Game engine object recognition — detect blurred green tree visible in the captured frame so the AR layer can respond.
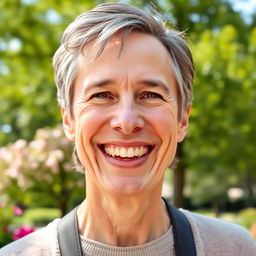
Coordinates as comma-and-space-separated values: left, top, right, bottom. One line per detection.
185, 25, 256, 214
0, 0, 95, 145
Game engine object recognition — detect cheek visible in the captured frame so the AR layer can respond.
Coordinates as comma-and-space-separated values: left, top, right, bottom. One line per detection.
145, 105, 178, 139
74, 107, 108, 167
149, 105, 178, 164
75, 106, 106, 137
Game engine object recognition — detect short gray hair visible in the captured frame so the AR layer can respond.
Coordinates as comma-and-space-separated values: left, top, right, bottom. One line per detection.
52, 2, 194, 172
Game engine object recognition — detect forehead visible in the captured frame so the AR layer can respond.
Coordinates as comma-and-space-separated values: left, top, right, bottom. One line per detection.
80, 32, 171, 66
75, 32, 176, 93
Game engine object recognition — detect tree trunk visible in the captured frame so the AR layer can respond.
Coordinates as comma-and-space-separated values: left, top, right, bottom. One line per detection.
212, 197, 221, 218
173, 144, 185, 208
245, 167, 254, 207
60, 198, 68, 217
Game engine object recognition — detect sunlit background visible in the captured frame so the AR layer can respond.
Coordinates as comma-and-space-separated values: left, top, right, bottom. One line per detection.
0, 0, 256, 246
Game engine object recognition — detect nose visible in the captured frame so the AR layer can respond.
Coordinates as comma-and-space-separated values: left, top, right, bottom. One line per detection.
110, 95, 144, 134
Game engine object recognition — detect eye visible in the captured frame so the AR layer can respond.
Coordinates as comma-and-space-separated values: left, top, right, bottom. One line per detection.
139, 91, 163, 100
91, 91, 114, 100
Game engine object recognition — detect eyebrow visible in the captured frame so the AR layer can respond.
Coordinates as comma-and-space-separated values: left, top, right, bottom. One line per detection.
139, 79, 171, 94
82, 79, 171, 95
82, 79, 113, 95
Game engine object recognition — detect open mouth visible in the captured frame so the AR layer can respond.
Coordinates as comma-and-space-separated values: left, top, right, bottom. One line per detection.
98, 144, 154, 161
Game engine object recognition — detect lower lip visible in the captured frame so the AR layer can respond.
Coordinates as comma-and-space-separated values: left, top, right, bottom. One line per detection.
101, 150, 152, 168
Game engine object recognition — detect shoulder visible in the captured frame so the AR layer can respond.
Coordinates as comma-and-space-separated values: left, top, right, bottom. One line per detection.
0, 218, 60, 256
182, 209, 256, 256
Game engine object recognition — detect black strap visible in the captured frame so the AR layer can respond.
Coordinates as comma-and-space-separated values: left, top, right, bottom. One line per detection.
57, 199, 196, 256
162, 198, 197, 256
57, 206, 83, 256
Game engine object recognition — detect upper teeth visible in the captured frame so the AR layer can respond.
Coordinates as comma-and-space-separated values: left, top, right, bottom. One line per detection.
104, 146, 149, 158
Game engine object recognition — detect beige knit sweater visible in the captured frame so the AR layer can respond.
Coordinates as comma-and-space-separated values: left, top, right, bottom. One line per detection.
1, 210, 255, 256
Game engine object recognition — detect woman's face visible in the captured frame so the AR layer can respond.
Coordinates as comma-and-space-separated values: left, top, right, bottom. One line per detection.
62, 32, 189, 196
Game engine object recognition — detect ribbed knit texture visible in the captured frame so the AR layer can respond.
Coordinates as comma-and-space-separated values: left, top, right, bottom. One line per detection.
80, 226, 174, 256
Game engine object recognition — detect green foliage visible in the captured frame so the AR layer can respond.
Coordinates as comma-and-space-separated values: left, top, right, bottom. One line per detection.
237, 208, 256, 230
185, 24, 256, 207
0, 203, 13, 247
13, 208, 61, 226
0, 0, 96, 145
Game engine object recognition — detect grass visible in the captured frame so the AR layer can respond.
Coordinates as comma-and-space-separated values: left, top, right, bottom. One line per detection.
193, 210, 215, 217
12, 208, 61, 227
194, 210, 240, 222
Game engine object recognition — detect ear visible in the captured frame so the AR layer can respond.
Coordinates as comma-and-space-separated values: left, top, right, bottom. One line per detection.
177, 105, 191, 143
60, 106, 75, 142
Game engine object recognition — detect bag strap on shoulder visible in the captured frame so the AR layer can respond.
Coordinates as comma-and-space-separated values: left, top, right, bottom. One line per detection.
57, 207, 83, 256
57, 199, 197, 256
162, 197, 197, 256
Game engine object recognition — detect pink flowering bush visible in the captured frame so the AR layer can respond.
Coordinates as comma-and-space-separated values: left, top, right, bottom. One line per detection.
0, 126, 85, 216
12, 226, 36, 241
0, 201, 36, 247
13, 205, 23, 216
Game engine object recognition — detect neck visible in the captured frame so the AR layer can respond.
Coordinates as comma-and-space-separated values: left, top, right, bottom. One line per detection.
77, 189, 170, 246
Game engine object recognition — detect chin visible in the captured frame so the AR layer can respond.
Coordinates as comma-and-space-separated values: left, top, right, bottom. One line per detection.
106, 177, 146, 196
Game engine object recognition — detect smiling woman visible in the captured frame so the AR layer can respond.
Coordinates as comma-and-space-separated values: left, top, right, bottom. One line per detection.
0, 2, 255, 256
62, 31, 185, 197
